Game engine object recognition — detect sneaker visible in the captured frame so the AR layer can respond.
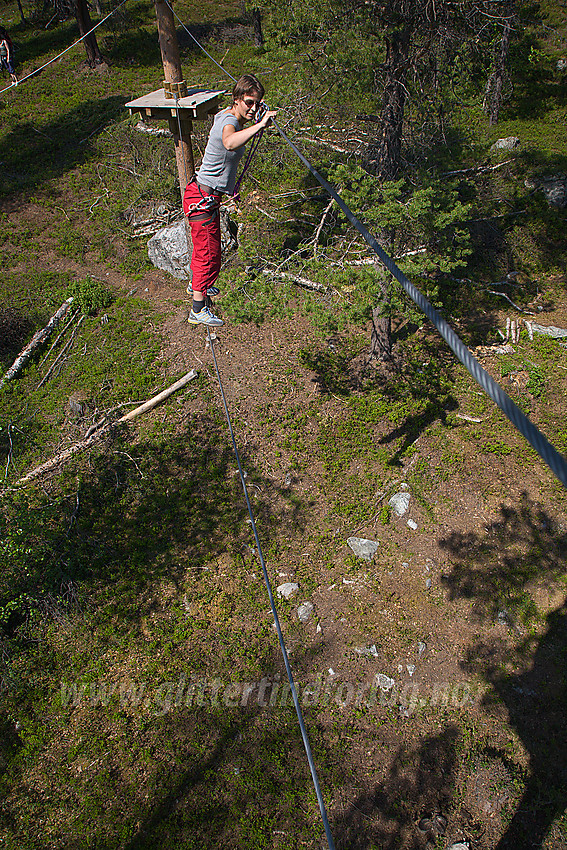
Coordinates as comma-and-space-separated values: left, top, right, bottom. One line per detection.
188, 305, 224, 327
186, 285, 220, 297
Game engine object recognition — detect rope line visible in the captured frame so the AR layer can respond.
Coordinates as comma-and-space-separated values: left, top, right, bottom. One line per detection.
174, 93, 191, 185
164, 0, 237, 83
0, 0, 129, 96
206, 328, 336, 850
270, 120, 567, 490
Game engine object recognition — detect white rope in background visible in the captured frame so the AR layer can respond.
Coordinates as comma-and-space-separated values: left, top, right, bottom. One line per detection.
0, 0, 129, 96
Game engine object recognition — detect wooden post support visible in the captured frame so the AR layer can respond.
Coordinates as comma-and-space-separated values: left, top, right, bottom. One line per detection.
154, 0, 195, 200
168, 114, 195, 190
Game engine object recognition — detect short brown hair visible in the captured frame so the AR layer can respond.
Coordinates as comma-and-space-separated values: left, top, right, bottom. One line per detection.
232, 74, 264, 104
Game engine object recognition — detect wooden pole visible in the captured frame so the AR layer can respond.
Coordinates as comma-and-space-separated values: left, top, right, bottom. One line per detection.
154, 0, 195, 200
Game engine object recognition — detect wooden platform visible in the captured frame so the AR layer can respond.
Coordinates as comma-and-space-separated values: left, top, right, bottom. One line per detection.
125, 87, 225, 121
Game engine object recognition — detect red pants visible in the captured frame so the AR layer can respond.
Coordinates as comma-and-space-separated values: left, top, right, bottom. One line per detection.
183, 182, 222, 295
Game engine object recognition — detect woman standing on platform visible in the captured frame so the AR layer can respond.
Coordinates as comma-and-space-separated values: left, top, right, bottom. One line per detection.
183, 74, 276, 327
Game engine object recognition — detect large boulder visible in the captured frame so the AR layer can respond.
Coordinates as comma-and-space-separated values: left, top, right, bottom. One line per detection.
148, 220, 191, 280
525, 174, 567, 209
490, 136, 520, 152
147, 210, 237, 280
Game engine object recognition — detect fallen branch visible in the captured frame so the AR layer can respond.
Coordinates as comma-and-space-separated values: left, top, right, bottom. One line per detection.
39, 307, 81, 367
37, 315, 85, 389
262, 269, 328, 292
0, 297, 74, 391
313, 198, 335, 254
442, 159, 513, 177
486, 289, 534, 313
5, 370, 198, 488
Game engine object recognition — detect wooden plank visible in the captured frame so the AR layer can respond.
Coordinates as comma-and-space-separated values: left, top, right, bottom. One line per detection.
126, 87, 224, 121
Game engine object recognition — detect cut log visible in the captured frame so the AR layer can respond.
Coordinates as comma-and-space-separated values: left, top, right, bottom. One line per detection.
0, 298, 74, 391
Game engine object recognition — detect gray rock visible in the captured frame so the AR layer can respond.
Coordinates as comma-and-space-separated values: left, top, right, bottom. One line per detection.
524, 174, 567, 209
375, 673, 395, 691
389, 492, 411, 516
447, 844, 469, 850
418, 642, 426, 657
148, 221, 191, 280
491, 136, 520, 152
277, 582, 299, 600
347, 537, 379, 561
425, 578, 432, 590
297, 601, 314, 623
355, 645, 379, 658
407, 519, 418, 530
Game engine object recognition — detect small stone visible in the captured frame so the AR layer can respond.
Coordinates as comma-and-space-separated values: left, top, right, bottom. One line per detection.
490, 136, 520, 152
297, 601, 313, 623
497, 609, 510, 625
389, 492, 411, 516
375, 673, 395, 691
354, 644, 379, 658
447, 844, 469, 850
316, 622, 322, 633
328, 668, 335, 676
284, 472, 292, 486
407, 519, 418, 530
277, 582, 299, 600
418, 642, 426, 657
425, 578, 432, 589
347, 537, 379, 561
407, 664, 415, 676
68, 395, 85, 416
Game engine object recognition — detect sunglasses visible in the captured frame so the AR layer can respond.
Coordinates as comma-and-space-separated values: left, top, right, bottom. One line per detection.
243, 97, 262, 110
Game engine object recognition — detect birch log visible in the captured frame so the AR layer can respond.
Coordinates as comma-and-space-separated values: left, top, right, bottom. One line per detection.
7, 369, 198, 488
0, 297, 74, 391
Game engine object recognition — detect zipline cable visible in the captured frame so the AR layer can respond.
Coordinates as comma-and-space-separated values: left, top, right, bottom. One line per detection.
0, 0, 129, 96
165, 0, 237, 84
206, 327, 337, 850
270, 119, 567, 490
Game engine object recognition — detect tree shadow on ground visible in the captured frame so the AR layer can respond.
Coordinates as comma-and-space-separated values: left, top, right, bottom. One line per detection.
0, 95, 125, 196
333, 725, 461, 849
440, 492, 567, 848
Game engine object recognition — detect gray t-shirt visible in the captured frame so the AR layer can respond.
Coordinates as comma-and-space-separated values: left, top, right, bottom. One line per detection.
196, 110, 245, 195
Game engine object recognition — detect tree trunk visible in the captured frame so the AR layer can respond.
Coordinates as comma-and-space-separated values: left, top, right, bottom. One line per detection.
369, 271, 392, 361
74, 0, 104, 66
484, 17, 512, 126
16, 0, 26, 24
370, 308, 392, 361
375, 25, 411, 180
251, 8, 264, 46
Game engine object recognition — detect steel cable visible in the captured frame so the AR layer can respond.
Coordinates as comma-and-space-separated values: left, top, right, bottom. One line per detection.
206, 328, 336, 850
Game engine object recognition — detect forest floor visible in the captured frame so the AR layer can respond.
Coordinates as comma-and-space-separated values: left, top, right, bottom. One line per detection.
2, 187, 567, 849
